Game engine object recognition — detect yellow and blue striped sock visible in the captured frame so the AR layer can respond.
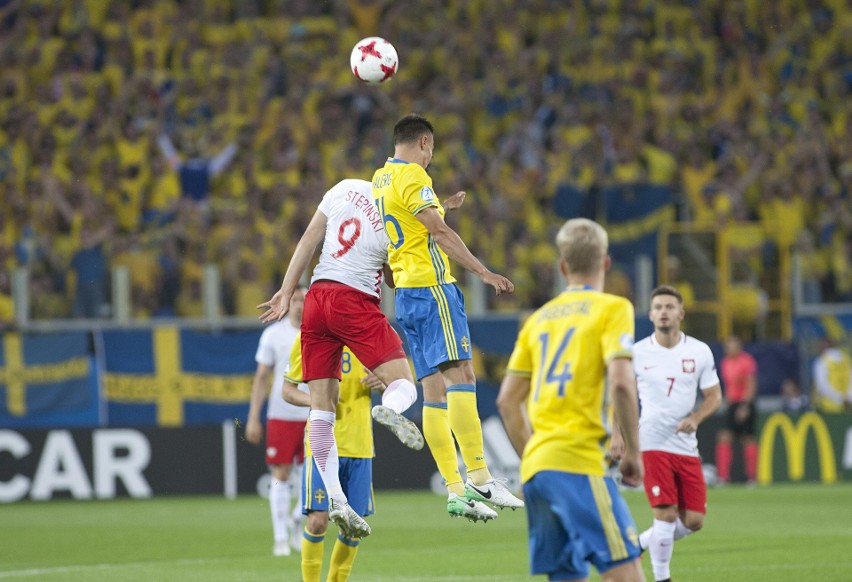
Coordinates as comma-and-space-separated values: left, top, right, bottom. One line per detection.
326, 534, 360, 582
301, 528, 325, 582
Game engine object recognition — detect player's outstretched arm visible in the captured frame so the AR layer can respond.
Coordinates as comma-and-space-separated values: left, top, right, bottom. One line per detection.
382, 264, 396, 289
361, 371, 385, 391
246, 363, 272, 445
415, 207, 514, 295
257, 209, 327, 323
676, 384, 722, 433
282, 381, 311, 407
443, 190, 466, 211
497, 374, 532, 457
608, 357, 643, 487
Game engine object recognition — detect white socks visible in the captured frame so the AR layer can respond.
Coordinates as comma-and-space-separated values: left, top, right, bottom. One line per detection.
289, 463, 304, 523
640, 517, 694, 549
308, 410, 345, 503
674, 517, 694, 541
649, 519, 676, 581
269, 478, 291, 543
382, 379, 418, 414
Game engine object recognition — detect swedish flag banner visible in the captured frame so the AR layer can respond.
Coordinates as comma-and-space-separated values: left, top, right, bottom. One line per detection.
604, 184, 674, 260
102, 327, 262, 427
0, 332, 95, 428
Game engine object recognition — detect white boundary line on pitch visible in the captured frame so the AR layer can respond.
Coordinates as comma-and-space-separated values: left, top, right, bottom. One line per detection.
0, 557, 234, 578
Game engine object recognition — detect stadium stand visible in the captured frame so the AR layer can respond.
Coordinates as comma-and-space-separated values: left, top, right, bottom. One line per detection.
0, 0, 850, 330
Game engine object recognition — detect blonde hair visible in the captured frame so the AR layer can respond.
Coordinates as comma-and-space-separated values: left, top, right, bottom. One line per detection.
555, 218, 608, 275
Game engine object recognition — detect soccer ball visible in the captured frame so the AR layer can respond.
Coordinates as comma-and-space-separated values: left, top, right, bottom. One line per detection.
350, 37, 398, 85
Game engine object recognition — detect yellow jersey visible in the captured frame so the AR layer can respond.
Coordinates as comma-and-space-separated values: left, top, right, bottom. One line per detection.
283, 335, 374, 458
372, 158, 456, 288
506, 287, 635, 482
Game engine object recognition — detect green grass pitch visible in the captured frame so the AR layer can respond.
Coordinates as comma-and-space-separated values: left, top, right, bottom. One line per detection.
2, 483, 852, 581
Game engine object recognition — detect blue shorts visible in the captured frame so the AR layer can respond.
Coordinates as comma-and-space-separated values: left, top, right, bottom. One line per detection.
395, 284, 472, 380
523, 471, 640, 580
302, 456, 374, 517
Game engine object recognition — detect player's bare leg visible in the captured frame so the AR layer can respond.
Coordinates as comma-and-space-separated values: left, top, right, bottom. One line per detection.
679, 509, 704, 534
601, 558, 646, 582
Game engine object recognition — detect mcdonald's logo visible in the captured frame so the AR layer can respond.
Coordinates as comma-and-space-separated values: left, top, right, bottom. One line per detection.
757, 412, 837, 485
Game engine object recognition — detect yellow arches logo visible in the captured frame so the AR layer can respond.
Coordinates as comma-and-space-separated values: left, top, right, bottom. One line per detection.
757, 412, 837, 485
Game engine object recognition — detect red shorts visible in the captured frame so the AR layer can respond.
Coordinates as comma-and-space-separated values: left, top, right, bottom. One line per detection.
265, 419, 307, 465
642, 450, 706, 513
301, 281, 406, 381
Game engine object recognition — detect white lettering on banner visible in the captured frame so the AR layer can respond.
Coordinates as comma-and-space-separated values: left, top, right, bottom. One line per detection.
844, 427, 852, 470
0, 429, 153, 502
0, 430, 32, 502
31, 431, 92, 501
94, 430, 152, 498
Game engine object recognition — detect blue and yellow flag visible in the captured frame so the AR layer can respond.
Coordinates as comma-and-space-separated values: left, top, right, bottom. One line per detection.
605, 184, 674, 259
102, 327, 261, 427
0, 332, 95, 427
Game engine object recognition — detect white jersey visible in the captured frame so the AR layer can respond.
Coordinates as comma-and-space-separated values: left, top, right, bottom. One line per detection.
633, 332, 719, 456
254, 319, 310, 421
311, 179, 389, 299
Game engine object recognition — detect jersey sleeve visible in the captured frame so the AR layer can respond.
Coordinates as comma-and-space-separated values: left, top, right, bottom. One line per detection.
699, 344, 721, 390
602, 298, 635, 362
506, 315, 535, 377
254, 328, 275, 366
282, 332, 304, 384
400, 165, 439, 216
317, 186, 334, 217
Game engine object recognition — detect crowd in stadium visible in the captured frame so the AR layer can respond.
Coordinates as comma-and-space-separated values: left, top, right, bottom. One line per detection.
0, 0, 851, 324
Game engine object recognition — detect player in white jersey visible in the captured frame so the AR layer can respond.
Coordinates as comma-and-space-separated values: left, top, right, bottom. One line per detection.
257, 179, 425, 539
612, 285, 722, 582
246, 287, 311, 556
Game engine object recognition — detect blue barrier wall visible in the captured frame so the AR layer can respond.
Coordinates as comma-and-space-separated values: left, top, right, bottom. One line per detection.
0, 318, 799, 429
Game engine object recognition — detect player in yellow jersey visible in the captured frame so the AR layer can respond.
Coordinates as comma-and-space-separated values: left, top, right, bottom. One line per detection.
282, 334, 378, 582
498, 218, 645, 582
372, 114, 522, 521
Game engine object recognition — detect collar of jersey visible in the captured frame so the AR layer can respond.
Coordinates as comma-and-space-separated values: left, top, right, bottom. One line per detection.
388, 157, 409, 164
564, 285, 595, 292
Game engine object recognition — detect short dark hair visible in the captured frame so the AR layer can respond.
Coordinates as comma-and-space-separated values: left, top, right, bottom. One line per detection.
650, 284, 683, 304
393, 114, 434, 145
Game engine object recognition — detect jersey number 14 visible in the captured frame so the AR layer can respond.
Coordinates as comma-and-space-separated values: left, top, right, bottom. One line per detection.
533, 328, 575, 401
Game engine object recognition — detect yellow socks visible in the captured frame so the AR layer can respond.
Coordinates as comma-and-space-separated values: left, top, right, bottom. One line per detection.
326, 535, 360, 582
301, 528, 325, 582
447, 385, 489, 477
423, 402, 463, 494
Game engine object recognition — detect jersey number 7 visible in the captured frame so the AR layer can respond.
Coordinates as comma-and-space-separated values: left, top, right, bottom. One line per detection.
533, 328, 575, 401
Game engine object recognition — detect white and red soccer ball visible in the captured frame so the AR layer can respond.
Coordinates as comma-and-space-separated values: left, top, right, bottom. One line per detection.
350, 37, 398, 85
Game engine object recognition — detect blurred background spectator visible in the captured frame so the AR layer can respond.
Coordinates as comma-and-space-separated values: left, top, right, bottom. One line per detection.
812, 337, 852, 413
0, 0, 849, 322
780, 378, 810, 414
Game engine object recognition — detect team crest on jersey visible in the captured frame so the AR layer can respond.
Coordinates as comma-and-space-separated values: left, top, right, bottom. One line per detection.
460, 336, 471, 353
682, 359, 696, 373
420, 186, 435, 202
314, 488, 326, 504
